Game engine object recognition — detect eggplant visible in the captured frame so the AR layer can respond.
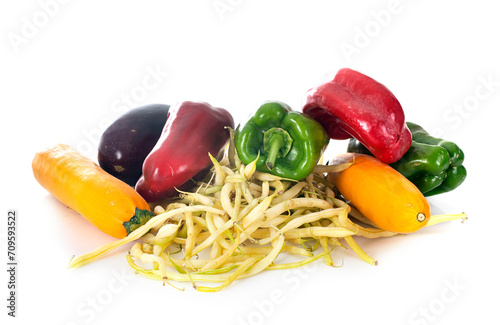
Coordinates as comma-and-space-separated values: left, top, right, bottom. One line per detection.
98, 104, 170, 186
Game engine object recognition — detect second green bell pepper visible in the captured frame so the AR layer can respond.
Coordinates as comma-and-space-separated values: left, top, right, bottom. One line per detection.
347, 121, 466, 196
234, 101, 329, 180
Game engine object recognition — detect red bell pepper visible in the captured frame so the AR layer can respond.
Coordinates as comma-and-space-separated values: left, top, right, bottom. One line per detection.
135, 101, 234, 202
303, 68, 411, 163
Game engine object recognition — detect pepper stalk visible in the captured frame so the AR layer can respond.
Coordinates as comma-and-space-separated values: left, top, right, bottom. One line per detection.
263, 127, 293, 170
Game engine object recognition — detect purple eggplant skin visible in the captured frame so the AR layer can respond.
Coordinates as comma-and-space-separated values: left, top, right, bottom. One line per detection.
98, 104, 170, 186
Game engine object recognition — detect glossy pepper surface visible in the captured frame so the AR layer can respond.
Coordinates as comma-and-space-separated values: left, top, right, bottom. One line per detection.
234, 101, 329, 181
136, 101, 234, 202
347, 121, 466, 196
303, 68, 412, 164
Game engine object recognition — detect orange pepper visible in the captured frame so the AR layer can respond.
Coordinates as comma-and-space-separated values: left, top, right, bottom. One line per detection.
328, 153, 430, 233
32, 144, 153, 238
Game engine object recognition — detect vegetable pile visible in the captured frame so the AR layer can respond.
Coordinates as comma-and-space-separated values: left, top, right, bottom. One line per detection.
66, 146, 465, 292
33, 67, 467, 291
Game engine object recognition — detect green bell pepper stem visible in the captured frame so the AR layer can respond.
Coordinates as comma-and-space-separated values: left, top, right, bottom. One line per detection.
263, 127, 293, 170
265, 137, 282, 170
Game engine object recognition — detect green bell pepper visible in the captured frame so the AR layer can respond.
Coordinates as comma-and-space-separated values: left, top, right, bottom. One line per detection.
234, 101, 329, 181
347, 121, 466, 196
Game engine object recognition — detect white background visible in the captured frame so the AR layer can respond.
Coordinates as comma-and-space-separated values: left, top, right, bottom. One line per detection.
1, 1, 499, 324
